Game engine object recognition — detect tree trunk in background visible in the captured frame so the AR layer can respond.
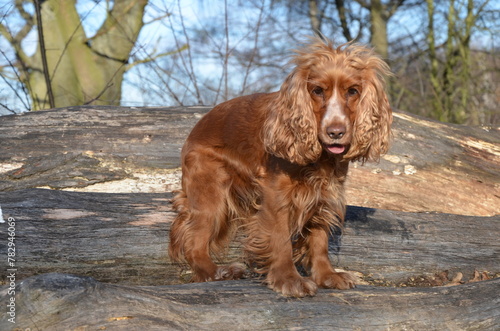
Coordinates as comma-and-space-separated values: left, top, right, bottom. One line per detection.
427, 0, 479, 124
458, 0, 475, 124
369, 0, 389, 59
334, 0, 354, 41
331, 0, 405, 60
308, 0, 322, 37
426, 0, 442, 118
21, 0, 148, 110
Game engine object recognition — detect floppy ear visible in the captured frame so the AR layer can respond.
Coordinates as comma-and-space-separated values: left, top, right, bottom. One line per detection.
262, 68, 323, 165
345, 60, 393, 163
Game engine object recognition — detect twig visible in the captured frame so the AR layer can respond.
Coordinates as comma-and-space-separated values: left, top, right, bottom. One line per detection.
126, 44, 189, 71
224, 0, 229, 101
84, 83, 114, 105
34, 0, 55, 109
240, 0, 266, 95
169, 0, 203, 104
0, 101, 16, 114
0, 48, 31, 111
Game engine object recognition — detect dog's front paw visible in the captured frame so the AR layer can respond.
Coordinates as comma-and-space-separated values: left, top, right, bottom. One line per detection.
313, 271, 357, 290
267, 274, 318, 297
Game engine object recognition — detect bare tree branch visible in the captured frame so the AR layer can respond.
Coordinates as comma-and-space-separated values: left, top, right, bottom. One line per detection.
240, 0, 266, 95
335, 0, 353, 41
0, 48, 31, 111
166, 0, 203, 104
34, 0, 55, 108
126, 44, 189, 71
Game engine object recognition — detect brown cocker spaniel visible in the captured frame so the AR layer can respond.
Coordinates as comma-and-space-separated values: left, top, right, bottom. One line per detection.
169, 38, 392, 297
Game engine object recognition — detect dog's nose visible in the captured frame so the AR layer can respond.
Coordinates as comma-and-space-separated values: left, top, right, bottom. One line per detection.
327, 124, 346, 139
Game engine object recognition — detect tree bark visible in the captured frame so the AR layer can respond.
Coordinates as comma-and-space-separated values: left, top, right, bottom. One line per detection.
1, 272, 498, 330
334, 0, 354, 41
427, 0, 484, 124
426, 0, 443, 118
308, 0, 322, 36
0, 106, 498, 216
0, 188, 498, 287
18, 0, 148, 109
0, 105, 498, 330
369, 0, 389, 59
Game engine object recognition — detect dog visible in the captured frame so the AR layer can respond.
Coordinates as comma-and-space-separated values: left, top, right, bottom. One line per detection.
169, 38, 392, 297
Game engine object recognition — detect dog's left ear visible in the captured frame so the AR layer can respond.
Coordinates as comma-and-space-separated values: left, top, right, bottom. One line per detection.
262, 67, 323, 165
344, 56, 392, 162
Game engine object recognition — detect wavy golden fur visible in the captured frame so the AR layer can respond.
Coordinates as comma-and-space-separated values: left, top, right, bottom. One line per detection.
169, 38, 392, 297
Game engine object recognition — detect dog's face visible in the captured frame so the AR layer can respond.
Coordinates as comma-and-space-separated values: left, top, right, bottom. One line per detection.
308, 65, 362, 157
263, 42, 392, 165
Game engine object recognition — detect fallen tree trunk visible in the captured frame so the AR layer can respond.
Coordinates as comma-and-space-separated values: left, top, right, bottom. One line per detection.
0, 106, 499, 216
0, 189, 498, 286
1, 273, 499, 330
0, 106, 499, 329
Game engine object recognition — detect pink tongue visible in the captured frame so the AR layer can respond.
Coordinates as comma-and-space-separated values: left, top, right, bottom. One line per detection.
328, 144, 345, 154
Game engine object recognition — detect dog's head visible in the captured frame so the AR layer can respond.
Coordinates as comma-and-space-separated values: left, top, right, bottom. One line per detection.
263, 38, 392, 165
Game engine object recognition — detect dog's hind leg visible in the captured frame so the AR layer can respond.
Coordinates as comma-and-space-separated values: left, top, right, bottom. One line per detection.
169, 149, 246, 281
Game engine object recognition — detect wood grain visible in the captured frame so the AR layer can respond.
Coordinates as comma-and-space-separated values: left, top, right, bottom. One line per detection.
1, 273, 498, 330
0, 106, 498, 215
0, 106, 499, 329
0, 189, 497, 286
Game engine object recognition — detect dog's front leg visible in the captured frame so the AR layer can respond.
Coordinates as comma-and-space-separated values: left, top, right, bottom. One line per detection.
307, 226, 356, 289
246, 201, 318, 297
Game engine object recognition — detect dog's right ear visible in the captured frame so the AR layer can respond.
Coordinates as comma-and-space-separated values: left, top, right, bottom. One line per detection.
262, 67, 322, 166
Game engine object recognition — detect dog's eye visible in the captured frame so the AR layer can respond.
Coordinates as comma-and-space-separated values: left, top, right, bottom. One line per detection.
312, 87, 324, 96
347, 87, 359, 96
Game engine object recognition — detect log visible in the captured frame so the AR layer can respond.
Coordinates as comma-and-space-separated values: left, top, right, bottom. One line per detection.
0, 189, 498, 286
1, 273, 499, 330
0, 106, 499, 216
0, 106, 207, 191
0, 106, 499, 329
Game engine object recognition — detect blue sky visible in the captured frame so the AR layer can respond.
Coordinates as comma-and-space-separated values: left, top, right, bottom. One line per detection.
0, 0, 498, 115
